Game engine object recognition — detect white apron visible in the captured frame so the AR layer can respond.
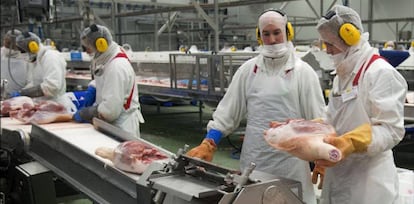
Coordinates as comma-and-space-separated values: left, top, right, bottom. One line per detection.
240, 60, 316, 204
320, 54, 399, 204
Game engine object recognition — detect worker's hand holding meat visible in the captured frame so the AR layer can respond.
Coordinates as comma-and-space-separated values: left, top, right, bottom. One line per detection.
95, 140, 169, 174
314, 123, 372, 168
1, 96, 34, 115
264, 119, 342, 162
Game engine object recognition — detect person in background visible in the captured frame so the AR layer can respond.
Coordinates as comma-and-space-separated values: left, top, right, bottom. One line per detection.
1, 29, 31, 97
12, 31, 75, 112
186, 9, 326, 204
73, 24, 144, 137
312, 5, 407, 204
383, 40, 395, 50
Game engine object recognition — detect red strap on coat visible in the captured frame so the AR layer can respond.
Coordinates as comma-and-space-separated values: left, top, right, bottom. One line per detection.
113, 52, 134, 110
352, 54, 383, 86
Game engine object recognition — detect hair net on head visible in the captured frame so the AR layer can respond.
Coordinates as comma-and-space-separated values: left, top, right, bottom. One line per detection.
4, 29, 22, 49
15, 32, 41, 53
316, 5, 363, 52
258, 10, 287, 42
80, 24, 113, 52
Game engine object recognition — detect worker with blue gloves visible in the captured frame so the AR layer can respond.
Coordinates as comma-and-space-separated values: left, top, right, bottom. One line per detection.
187, 9, 326, 204
73, 24, 144, 137
12, 31, 75, 112
311, 5, 407, 204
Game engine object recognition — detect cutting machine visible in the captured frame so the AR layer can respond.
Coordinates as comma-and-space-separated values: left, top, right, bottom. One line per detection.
1, 117, 304, 204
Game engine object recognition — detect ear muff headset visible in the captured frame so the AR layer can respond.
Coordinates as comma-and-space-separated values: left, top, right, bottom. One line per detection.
23, 32, 39, 54
256, 9, 295, 45
322, 10, 360, 46
90, 24, 108, 53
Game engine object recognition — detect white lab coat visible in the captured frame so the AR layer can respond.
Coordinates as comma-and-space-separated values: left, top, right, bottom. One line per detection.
92, 43, 144, 137
207, 50, 326, 204
1, 47, 30, 96
321, 40, 407, 204
26, 45, 75, 112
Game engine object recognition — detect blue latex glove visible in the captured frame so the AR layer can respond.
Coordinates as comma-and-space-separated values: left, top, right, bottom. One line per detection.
9, 91, 21, 98
83, 86, 96, 107
73, 86, 96, 109
72, 110, 87, 123
72, 106, 99, 123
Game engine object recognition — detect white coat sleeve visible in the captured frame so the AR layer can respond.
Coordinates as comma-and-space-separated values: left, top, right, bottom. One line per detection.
297, 60, 327, 120
206, 61, 251, 136
39, 50, 67, 97
97, 59, 132, 122
364, 59, 408, 155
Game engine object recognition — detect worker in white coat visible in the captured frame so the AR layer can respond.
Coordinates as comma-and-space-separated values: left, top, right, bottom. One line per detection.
1, 29, 31, 97
73, 24, 144, 137
312, 5, 407, 204
187, 9, 326, 204
13, 31, 75, 112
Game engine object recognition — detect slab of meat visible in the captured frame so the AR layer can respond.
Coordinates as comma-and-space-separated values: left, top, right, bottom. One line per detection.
264, 119, 341, 162
95, 140, 169, 174
9, 100, 73, 124
1, 96, 35, 115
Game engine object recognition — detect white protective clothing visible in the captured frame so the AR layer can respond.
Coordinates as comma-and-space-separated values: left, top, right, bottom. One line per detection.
91, 42, 144, 137
24, 45, 75, 112
207, 51, 326, 204
318, 6, 408, 204
1, 52, 30, 96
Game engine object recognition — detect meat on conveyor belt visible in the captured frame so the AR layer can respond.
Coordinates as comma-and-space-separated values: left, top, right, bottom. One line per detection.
1, 96, 34, 115
95, 140, 169, 174
264, 119, 341, 162
9, 100, 73, 124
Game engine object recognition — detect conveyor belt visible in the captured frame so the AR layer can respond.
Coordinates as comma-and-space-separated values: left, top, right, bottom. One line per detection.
0, 117, 171, 204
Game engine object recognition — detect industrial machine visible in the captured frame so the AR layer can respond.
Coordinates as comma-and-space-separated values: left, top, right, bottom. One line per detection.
0, 117, 304, 204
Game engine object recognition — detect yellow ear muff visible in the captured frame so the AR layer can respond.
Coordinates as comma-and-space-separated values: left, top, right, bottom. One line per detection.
95, 37, 108, 52
286, 22, 294, 41
410, 40, 414, 48
28, 41, 39, 53
339, 23, 360, 46
256, 27, 263, 46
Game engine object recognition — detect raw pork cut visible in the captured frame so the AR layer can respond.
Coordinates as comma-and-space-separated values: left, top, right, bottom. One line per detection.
95, 140, 169, 174
1, 96, 34, 115
9, 100, 72, 124
264, 119, 341, 162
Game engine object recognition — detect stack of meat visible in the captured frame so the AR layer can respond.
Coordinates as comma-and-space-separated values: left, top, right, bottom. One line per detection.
95, 140, 169, 174
264, 119, 341, 162
1, 96, 73, 124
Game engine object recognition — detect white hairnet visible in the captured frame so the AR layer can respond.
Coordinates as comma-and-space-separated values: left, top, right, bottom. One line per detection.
15, 31, 41, 53
258, 10, 287, 42
80, 24, 112, 52
316, 5, 363, 51
3, 29, 22, 49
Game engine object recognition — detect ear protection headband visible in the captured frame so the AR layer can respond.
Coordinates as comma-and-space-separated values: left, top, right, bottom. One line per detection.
322, 10, 360, 46
90, 24, 108, 53
23, 32, 39, 54
256, 9, 294, 45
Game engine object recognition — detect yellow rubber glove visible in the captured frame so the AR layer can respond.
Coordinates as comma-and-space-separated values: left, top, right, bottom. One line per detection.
186, 138, 217, 162
311, 164, 325, 189
316, 123, 372, 167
